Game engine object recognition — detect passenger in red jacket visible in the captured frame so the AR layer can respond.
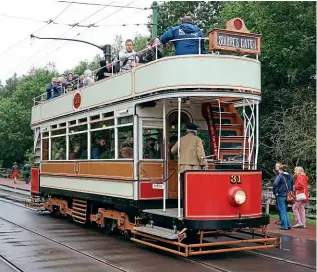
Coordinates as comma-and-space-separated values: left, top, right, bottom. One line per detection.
292, 166, 309, 228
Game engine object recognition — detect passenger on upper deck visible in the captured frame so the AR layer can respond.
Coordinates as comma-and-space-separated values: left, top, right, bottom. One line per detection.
83, 69, 94, 86
46, 78, 59, 100
160, 15, 206, 55
118, 39, 139, 71
63, 72, 77, 92
139, 38, 163, 64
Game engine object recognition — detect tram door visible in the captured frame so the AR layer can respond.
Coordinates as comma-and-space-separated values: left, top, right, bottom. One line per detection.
167, 111, 190, 199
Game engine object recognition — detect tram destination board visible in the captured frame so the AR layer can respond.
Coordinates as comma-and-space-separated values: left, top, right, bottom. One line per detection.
208, 29, 261, 55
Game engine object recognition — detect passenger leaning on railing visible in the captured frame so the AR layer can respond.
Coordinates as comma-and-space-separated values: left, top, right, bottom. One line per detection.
83, 69, 94, 86
139, 38, 163, 64
62, 72, 78, 93
160, 15, 206, 55
46, 78, 60, 100
118, 39, 139, 71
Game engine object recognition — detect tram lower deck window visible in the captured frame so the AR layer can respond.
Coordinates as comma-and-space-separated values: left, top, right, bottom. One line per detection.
118, 126, 133, 159
91, 129, 115, 159
143, 129, 162, 159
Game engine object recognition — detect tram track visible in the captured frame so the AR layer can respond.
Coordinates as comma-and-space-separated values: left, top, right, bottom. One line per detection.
0, 254, 24, 272
0, 213, 131, 272
0, 198, 315, 272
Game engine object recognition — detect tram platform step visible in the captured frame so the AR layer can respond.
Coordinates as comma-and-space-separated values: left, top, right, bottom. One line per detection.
133, 224, 186, 240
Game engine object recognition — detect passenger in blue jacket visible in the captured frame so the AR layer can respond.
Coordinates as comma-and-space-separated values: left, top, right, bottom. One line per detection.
160, 15, 206, 55
273, 164, 294, 230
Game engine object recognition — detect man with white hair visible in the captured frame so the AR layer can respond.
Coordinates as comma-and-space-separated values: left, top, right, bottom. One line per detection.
171, 123, 208, 173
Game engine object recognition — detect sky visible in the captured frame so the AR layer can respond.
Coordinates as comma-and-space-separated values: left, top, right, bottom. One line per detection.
0, 0, 154, 83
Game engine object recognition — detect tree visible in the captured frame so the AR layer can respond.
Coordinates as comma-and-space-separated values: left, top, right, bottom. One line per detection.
133, 33, 150, 52
0, 73, 20, 98
0, 99, 32, 167
220, 2, 316, 192
150, 1, 225, 36
111, 34, 124, 58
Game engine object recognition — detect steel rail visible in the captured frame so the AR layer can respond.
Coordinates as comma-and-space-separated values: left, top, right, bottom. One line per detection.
0, 198, 315, 271
0, 209, 130, 272
0, 254, 24, 272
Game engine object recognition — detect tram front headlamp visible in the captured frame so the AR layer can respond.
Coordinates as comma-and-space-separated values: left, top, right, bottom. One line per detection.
234, 190, 246, 205
228, 186, 247, 206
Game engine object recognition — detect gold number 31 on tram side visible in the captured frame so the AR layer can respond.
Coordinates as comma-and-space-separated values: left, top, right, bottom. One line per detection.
230, 175, 242, 184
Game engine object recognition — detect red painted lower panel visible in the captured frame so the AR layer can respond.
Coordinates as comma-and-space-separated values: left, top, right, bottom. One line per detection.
31, 168, 40, 195
184, 171, 262, 220
139, 181, 163, 200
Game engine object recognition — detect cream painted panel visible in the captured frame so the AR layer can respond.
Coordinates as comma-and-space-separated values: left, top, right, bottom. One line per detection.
32, 72, 133, 124
41, 176, 133, 199
31, 105, 41, 124
79, 72, 133, 109
134, 55, 261, 94
40, 93, 74, 122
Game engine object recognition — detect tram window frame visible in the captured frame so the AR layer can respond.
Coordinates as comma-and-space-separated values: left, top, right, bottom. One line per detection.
68, 131, 88, 161
90, 117, 115, 160
50, 134, 66, 161
117, 116, 133, 160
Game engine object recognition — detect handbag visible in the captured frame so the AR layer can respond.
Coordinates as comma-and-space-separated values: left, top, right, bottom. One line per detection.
282, 176, 296, 204
296, 193, 306, 201
296, 184, 307, 201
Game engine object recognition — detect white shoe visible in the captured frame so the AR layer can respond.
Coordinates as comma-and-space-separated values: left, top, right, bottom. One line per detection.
293, 223, 303, 228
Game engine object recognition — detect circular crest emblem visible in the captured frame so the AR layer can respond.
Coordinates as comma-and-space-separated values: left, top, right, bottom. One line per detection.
73, 93, 81, 109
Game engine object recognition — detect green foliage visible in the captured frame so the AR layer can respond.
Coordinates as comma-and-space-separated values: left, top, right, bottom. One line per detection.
133, 33, 150, 52
0, 99, 32, 167
221, 1, 316, 195
152, 1, 225, 36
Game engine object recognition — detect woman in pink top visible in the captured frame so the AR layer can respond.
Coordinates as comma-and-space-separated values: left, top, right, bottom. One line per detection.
292, 167, 309, 228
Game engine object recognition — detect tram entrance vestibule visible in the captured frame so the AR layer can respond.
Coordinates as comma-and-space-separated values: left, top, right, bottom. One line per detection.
167, 111, 191, 199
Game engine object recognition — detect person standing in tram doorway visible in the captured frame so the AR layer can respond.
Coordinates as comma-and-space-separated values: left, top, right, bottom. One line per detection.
171, 123, 208, 173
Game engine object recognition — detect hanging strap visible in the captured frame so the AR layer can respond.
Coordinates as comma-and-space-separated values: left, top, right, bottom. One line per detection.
282, 175, 290, 192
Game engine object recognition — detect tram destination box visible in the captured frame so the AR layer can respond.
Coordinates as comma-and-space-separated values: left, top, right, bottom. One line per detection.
208, 18, 261, 55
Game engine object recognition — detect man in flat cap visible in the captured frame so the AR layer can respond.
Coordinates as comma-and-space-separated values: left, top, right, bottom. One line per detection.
144, 137, 160, 159
171, 123, 208, 173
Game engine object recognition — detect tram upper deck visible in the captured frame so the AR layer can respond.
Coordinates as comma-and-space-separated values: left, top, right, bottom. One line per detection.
31, 54, 261, 126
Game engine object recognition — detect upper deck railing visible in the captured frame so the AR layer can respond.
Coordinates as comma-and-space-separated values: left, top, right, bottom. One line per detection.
32, 35, 260, 106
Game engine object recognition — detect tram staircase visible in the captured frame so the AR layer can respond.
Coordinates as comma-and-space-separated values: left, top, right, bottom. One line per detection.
209, 101, 252, 167
34, 130, 41, 166
132, 103, 253, 242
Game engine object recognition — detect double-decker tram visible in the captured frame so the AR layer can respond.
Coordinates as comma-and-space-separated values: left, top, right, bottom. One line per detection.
29, 18, 281, 257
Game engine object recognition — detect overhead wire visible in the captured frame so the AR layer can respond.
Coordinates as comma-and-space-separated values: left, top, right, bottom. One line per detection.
0, 2, 72, 59
32, 1, 134, 65
57, 0, 151, 10
14, 1, 116, 74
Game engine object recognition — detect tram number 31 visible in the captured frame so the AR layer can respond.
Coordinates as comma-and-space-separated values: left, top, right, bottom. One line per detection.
230, 175, 242, 184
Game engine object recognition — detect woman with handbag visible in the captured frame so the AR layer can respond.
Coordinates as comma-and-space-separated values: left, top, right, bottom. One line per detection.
292, 167, 309, 228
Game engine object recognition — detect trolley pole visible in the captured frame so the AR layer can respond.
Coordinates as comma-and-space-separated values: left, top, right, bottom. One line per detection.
151, 1, 158, 38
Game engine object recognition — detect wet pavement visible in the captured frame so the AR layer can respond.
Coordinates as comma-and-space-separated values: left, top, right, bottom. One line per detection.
0, 180, 315, 272
0, 200, 218, 272
0, 178, 31, 192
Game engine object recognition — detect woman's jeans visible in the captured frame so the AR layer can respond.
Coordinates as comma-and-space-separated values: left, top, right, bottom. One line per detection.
277, 196, 291, 229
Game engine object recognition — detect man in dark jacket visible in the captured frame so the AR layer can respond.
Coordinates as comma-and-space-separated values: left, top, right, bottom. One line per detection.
160, 15, 206, 55
273, 164, 294, 230
22, 163, 31, 184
